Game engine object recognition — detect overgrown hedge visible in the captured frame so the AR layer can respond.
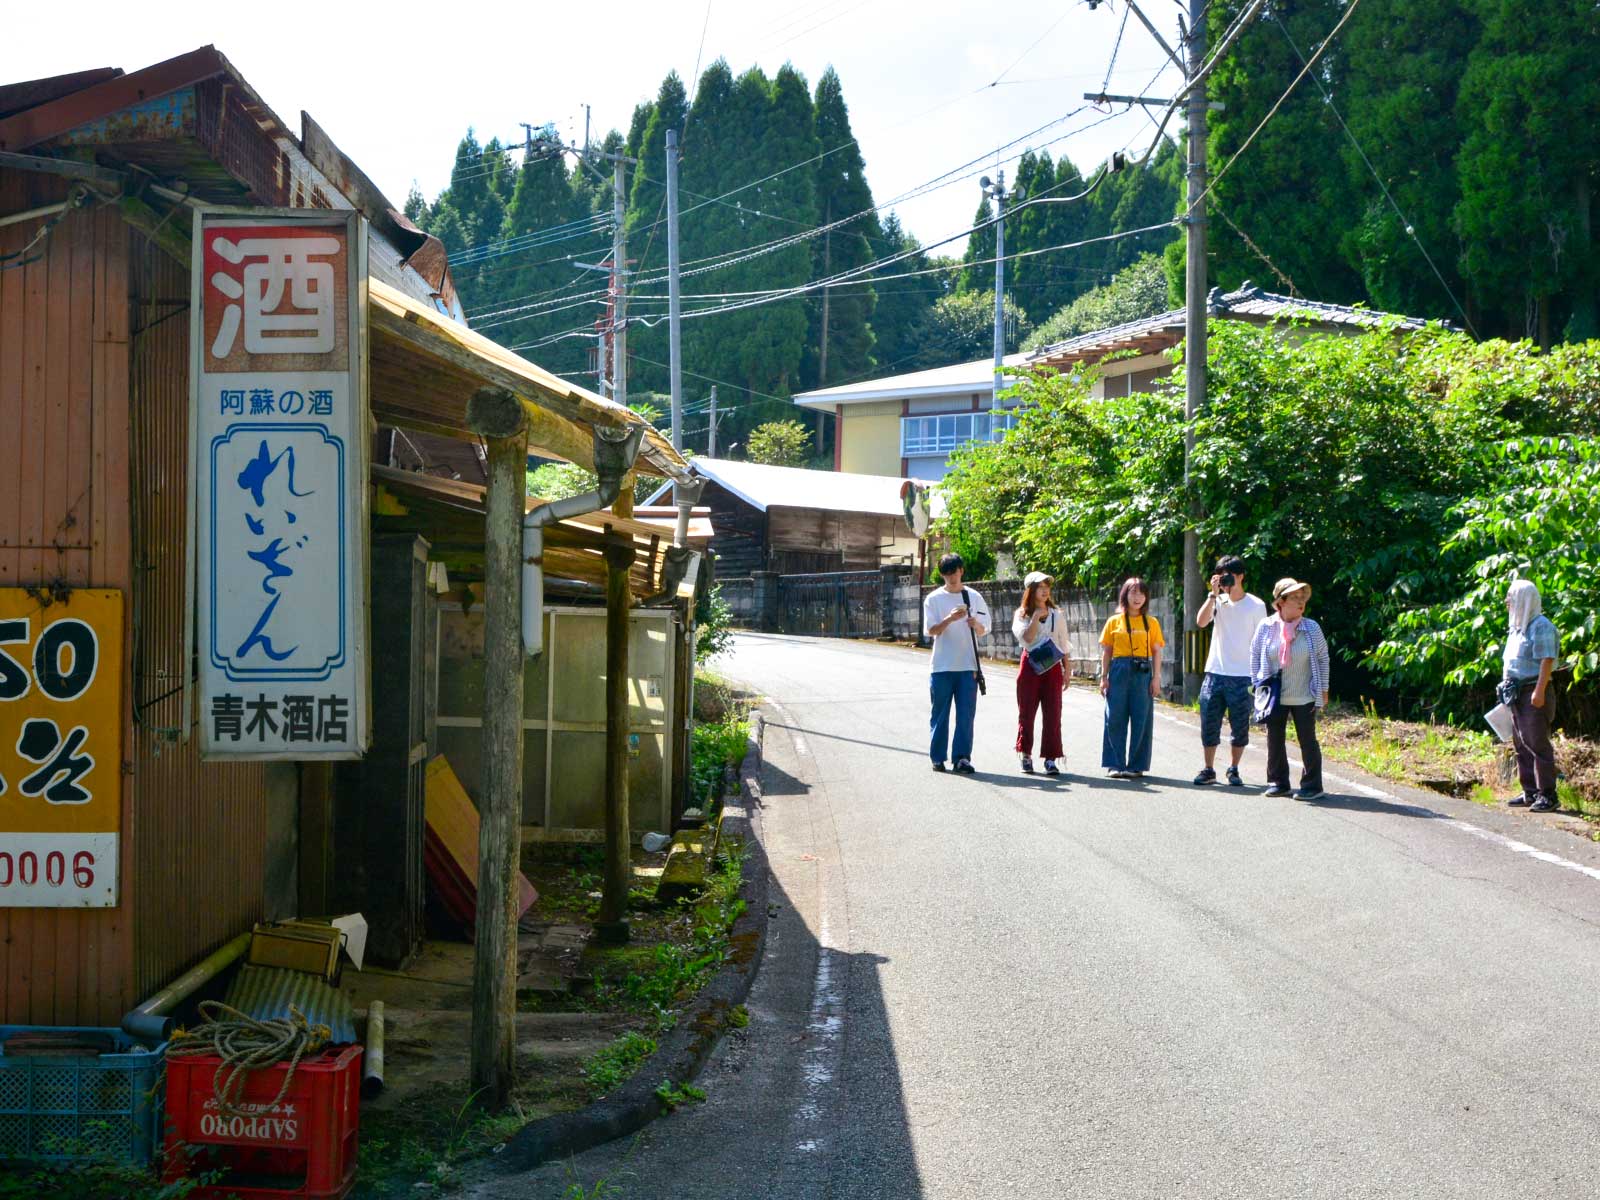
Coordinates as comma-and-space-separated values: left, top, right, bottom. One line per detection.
940, 322, 1600, 729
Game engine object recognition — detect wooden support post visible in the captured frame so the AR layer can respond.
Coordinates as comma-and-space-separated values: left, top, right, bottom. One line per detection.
612, 471, 636, 519
597, 536, 637, 943
466, 386, 527, 1109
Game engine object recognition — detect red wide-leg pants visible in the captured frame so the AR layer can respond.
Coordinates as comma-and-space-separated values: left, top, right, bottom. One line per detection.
1015, 658, 1064, 758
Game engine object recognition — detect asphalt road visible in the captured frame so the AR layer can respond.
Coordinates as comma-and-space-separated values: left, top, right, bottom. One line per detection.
472, 632, 1600, 1200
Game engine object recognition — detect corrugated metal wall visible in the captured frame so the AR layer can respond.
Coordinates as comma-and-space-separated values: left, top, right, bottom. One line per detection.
126, 229, 270, 1000
0, 171, 273, 1023
0, 174, 134, 1024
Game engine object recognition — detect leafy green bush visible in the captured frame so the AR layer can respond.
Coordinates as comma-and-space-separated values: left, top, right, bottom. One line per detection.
940, 320, 1600, 723
1024, 253, 1170, 351
744, 420, 812, 467
695, 586, 735, 664
1365, 436, 1600, 719
689, 716, 748, 806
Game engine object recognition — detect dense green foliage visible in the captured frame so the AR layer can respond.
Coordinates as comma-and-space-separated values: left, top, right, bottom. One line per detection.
407, 62, 1182, 461
917, 291, 1032, 368
1367, 437, 1600, 719
1024, 254, 1170, 351
1202, 0, 1600, 344
940, 325, 1600, 723
744, 420, 813, 467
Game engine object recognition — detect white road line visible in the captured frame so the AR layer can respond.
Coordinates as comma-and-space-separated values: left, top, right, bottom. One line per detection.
767, 699, 808, 757
1150, 706, 1600, 885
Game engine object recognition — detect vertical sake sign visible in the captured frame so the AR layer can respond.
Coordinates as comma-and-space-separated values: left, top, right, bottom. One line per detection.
190, 210, 370, 759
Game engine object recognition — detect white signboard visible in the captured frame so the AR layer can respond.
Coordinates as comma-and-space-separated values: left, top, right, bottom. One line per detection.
190, 209, 369, 759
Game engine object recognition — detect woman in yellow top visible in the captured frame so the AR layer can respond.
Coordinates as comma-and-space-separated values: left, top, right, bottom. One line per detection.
1098, 577, 1165, 778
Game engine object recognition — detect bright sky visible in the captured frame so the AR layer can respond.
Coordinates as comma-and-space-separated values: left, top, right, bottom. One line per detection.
8, 0, 1183, 256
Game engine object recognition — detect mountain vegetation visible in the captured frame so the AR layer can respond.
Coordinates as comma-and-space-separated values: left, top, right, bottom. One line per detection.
406, 4, 1600, 462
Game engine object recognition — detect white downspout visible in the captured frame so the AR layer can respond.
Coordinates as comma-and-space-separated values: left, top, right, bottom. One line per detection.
521, 424, 648, 658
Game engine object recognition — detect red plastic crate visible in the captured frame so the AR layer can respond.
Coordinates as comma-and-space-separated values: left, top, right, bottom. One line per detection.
163, 1044, 361, 1200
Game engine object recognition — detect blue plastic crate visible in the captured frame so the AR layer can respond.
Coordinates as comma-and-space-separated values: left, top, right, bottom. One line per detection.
0, 1025, 166, 1166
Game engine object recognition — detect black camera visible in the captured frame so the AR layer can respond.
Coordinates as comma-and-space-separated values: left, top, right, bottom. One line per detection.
1131, 658, 1152, 674
1219, 572, 1235, 588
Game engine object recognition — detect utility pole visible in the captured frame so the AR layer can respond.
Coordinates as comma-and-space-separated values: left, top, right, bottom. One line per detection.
707, 385, 718, 457
612, 154, 628, 413
666, 127, 684, 454
1085, 0, 1249, 702
1180, 0, 1208, 703
979, 172, 1008, 399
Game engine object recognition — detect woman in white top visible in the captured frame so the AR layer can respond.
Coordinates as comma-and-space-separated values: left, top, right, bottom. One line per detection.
1013, 570, 1070, 775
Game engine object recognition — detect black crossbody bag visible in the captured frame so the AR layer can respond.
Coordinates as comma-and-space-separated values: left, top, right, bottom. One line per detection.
962, 587, 987, 696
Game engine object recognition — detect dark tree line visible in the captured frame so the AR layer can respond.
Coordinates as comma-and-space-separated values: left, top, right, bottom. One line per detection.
406, 4, 1600, 461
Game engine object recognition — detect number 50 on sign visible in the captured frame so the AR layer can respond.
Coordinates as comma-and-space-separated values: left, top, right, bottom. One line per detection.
0, 589, 122, 907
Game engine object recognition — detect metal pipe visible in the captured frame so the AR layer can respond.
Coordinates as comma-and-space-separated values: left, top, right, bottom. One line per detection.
362, 1001, 386, 1098
120, 931, 251, 1042
521, 424, 647, 657
672, 476, 707, 548
0, 200, 71, 230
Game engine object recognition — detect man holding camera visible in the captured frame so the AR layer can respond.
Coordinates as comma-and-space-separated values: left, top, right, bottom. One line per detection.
924, 553, 990, 774
1193, 555, 1267, 786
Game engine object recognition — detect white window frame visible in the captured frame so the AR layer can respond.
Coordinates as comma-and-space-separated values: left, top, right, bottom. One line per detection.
899, 409, 1017, 456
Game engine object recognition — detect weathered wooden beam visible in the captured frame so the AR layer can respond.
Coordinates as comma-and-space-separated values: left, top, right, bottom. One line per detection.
118, 195, 192, 266
597, 536, 638, 944
468, 386, 527, 1109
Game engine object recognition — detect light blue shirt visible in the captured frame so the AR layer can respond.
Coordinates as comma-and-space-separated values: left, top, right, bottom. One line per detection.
1503, 615, 1559, 683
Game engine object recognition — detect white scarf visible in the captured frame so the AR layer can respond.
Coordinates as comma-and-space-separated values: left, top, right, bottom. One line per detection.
1507, 580, 1542, 634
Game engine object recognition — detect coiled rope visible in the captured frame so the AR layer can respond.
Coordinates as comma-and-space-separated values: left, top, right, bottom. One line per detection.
168, 1000, 332, 1117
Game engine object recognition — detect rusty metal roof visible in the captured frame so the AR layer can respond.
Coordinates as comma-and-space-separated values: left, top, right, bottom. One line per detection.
224, 964, 358, 1045
369, 279, 688, 482
1027, 281, 1445, 369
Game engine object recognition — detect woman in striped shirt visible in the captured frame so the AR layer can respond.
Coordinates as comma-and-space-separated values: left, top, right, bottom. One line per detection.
1250, 578, 1331, 800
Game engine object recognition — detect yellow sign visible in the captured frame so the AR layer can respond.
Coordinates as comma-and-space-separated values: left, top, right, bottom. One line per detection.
0, 588, 123, 906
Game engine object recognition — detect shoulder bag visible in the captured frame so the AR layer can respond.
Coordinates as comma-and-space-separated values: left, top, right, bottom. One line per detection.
1252, 624, 1281, 724
963, 587, 987, 696
1025, 610, 1067, 675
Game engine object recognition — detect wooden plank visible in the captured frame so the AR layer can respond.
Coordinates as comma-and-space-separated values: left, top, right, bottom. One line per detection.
65, 207, 93, 571
101, 213, 133, 1021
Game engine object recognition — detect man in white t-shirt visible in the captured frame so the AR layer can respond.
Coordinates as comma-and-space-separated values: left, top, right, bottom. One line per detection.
1193, 555, 1268, 786
923, 553, 990, 774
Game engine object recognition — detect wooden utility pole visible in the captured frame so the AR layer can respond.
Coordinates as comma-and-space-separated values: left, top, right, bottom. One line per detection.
466, 386, 527, 1108
1180, 0, 1209, 703
597, 534, 637, 943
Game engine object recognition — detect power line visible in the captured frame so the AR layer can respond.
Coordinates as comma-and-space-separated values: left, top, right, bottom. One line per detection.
1267, 7, 1475, 334
1188, 0, 1366, 216
466, 102, 1113, 329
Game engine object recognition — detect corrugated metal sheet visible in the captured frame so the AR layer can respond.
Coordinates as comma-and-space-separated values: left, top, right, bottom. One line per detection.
127, 227, 272, 1001
1028, 284, 1441, 367
222, 964, 357, 1045
0, 173, 133, 1025
656, 457, 920, 518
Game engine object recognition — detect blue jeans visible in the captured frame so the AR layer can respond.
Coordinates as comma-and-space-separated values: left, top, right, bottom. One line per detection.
1102, 657, 1154, 772
930, 670, 979, 764
1199, 673, 1252, 748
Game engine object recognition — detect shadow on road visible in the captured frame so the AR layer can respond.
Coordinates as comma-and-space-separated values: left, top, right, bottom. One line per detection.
769, 722, 930, 760
520, 784, 926, 1199
1304, 791, 1444, 819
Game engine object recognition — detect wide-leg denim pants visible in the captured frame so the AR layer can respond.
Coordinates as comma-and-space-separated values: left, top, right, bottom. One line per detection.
1101, 657, 1153, 772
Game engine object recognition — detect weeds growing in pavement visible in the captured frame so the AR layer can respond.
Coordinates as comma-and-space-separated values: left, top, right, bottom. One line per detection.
581, 1031, 659, 1097
653, 1080, 707, 1111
